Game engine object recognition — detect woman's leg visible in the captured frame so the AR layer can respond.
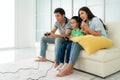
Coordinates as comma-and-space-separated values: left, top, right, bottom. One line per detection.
56, 42, 83, 77
69, 42, 83, 65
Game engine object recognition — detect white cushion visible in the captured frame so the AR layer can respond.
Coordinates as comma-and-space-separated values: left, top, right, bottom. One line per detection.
79, 47, 120, 62
47, 44, 55, 51
106, 22, 120, 48
47, 44, 120, 62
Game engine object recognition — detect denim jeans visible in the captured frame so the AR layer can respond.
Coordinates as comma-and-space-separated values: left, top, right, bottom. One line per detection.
40, 36, 65, 61
69, 42, 83, 65
54, 38, 65, 61
59, 41, 72, 64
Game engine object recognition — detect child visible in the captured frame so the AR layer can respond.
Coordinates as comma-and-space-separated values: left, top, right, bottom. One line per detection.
55, 16, 84, 70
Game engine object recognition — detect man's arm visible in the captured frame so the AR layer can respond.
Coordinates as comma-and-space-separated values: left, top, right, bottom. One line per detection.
50, 27, 57, 34
50, 29, 71, 38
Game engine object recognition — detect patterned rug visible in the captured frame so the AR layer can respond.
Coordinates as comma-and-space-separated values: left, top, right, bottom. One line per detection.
0, 59, 95, 80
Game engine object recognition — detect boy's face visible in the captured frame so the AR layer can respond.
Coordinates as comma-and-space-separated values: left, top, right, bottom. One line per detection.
54, 13, 64, 23
70, 19, 78, 28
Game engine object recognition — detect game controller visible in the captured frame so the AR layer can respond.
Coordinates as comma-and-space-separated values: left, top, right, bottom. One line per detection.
44, 32, 51, 36
65, 36, 69, 41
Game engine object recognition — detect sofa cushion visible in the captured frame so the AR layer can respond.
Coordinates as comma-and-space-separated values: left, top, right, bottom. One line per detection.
47, 44, 120, 62
79, 47, 120, 62
70, 35, 114, 55
47, 44, 55, 51
106, 23, 120, 48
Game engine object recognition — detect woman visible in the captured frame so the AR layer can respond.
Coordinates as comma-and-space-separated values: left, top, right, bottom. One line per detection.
56, 6, 107, 77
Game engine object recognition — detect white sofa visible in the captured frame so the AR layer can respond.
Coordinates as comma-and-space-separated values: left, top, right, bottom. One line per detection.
36, 23, 120, 78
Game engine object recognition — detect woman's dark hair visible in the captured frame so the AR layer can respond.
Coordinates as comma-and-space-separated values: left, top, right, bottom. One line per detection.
71, 16, 82, 29
78, 6, 95, 20
54, 8, 65, 15
99, 18, 107, 30
78, 6, 107, 30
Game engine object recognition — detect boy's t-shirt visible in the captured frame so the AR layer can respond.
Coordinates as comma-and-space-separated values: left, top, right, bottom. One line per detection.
71, 28, 84, 36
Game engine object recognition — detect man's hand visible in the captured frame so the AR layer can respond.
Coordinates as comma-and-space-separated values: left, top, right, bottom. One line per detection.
50, 33, 56, 38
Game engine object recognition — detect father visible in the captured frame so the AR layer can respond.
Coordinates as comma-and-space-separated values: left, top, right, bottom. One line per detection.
35, 8, 72, 68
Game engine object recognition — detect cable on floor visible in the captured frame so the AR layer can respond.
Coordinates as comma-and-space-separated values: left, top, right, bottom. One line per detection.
0, 61, 54, 80
26, 63, 54, 80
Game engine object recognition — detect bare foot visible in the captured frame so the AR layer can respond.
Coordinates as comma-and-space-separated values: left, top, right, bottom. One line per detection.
54, 61, 59, 68
56, 68, 73, 77
56, 64, 73, 77
34, 57, 46, 62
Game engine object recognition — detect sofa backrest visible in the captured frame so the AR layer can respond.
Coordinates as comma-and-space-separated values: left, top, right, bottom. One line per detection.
106, 22, 120, 48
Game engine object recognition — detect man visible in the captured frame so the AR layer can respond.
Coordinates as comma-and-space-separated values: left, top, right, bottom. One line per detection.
35, 8, 72, 68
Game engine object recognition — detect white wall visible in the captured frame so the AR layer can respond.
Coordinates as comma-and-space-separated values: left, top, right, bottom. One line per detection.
16, 0, 120, 47
87, 0, 105, 21
105, 0, 120, 22
15, 0, 36, 48
36, 0, 51, 41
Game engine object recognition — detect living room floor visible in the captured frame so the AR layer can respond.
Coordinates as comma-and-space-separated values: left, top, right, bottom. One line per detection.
0, 48, 119, 80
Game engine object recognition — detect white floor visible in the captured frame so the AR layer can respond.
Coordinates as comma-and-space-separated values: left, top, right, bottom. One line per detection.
0, 48, 119, 80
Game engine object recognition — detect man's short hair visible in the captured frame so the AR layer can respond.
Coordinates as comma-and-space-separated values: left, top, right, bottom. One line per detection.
54, 8, 65, 15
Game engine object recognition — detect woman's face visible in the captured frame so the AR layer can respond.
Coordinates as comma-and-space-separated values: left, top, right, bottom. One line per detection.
79, 10, 88, 21
70, 19, 78, 28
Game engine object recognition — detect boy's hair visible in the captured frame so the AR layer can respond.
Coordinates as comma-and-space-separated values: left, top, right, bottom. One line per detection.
71, 16, 82, 29
54, 8, 65, 15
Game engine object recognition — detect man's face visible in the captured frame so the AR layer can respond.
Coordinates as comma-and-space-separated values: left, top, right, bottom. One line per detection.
55, 13, 64, 23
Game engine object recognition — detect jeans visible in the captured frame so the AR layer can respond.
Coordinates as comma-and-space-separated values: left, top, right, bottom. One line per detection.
69, 42, 83, 65
59, 41, 72, 64
54, 38, 65, 61
40, 36, 65, 61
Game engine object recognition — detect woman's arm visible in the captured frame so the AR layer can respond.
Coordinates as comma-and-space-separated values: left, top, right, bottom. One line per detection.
81, 21, 101, 36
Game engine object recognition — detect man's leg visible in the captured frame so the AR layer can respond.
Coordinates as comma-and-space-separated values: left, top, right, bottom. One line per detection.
35, 36, 55, 62
54, 38, 65, 68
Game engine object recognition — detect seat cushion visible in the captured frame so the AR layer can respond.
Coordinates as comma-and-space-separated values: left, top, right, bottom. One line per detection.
47, 44, 120, 62
47, 44, 55, 51
79, 47, 120, 62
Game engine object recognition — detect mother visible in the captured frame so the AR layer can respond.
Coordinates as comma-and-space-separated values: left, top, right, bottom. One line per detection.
57, 6, 107, 77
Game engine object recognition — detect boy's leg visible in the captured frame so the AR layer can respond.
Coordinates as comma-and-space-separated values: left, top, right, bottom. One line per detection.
65, 42, 72, 63
59, 43, 67, 63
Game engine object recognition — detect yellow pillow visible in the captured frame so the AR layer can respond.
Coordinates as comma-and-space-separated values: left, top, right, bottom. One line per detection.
70, 35, 114, 55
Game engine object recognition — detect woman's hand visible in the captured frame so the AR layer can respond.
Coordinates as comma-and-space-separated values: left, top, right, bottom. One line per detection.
81, 21, 101, 36
81, 21, 89, 34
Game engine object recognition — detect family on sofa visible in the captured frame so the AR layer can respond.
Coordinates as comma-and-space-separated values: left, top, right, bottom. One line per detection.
35, 6, 109, 77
